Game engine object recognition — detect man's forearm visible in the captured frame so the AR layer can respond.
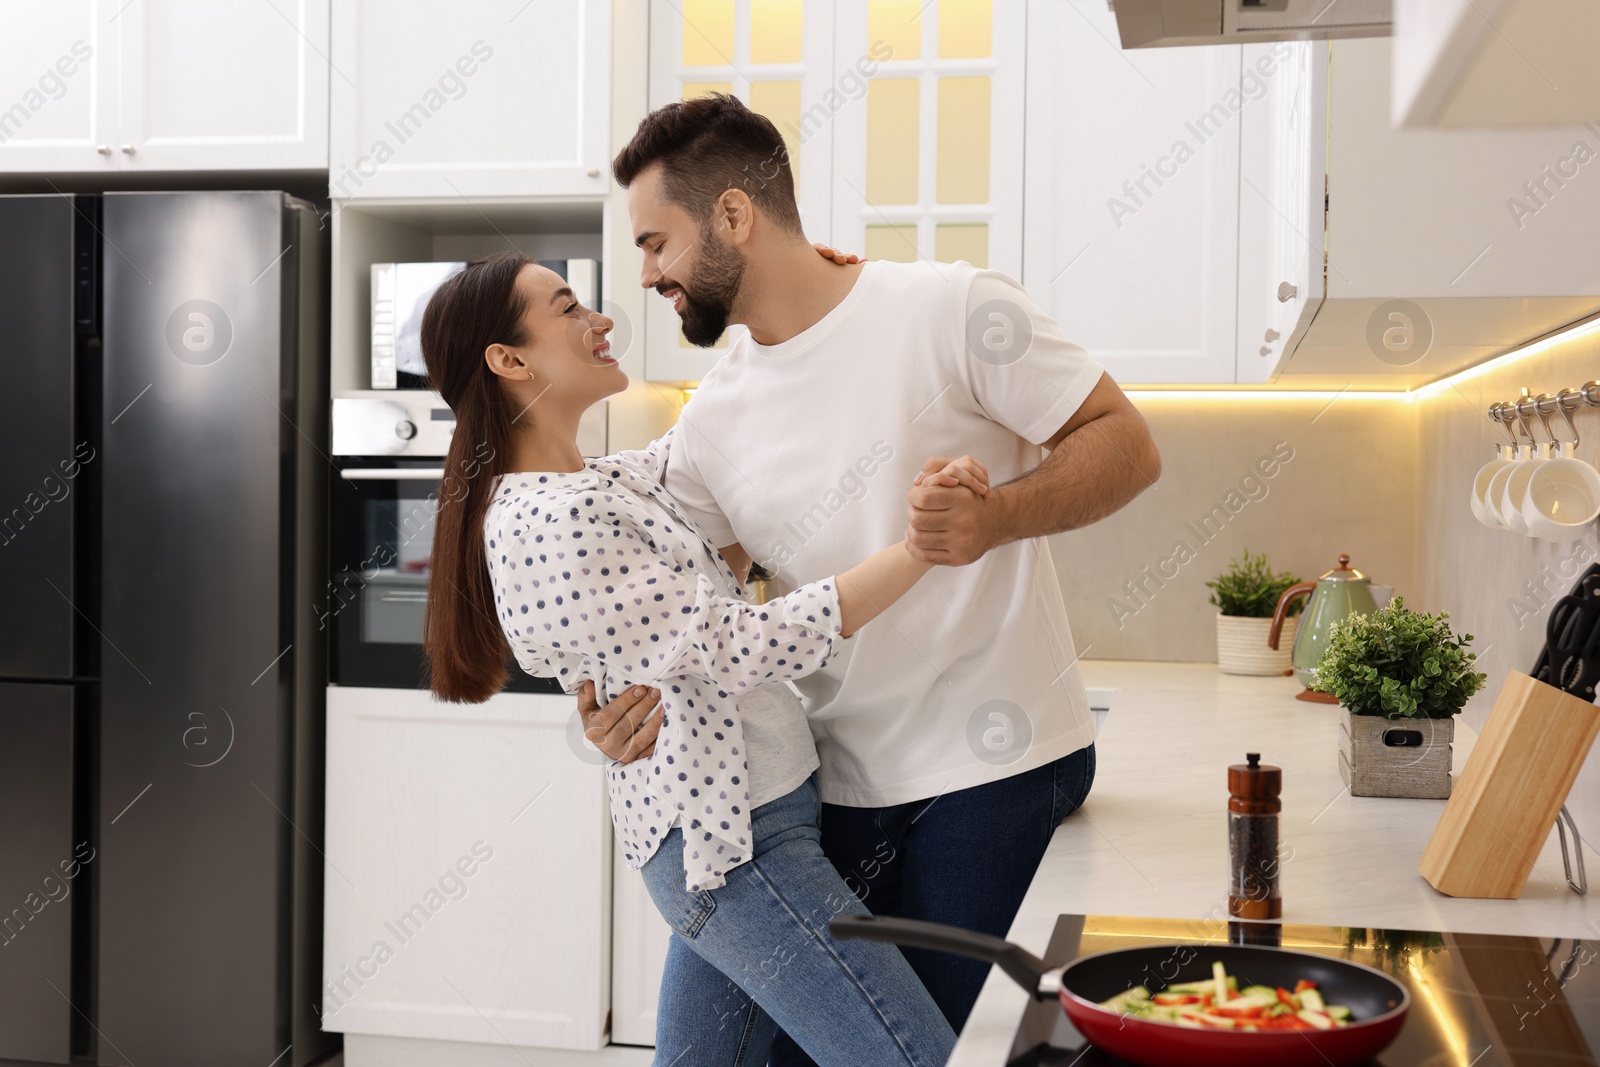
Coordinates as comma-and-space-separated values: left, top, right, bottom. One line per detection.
988, 409, 1161, 545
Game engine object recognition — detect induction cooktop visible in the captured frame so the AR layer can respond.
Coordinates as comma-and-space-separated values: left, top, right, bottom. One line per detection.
1007, 914, 1599, 1066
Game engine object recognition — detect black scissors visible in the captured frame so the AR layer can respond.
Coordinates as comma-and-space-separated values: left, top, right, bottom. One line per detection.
1534, 564, 1600, 701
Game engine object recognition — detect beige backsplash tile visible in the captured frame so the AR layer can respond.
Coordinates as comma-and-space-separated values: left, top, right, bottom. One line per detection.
1413, 332, 1600, 867
1053, 394, 1420, 662
1055, 332, 1599, 868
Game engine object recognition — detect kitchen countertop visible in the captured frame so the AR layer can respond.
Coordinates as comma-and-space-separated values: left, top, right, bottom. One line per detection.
948, 659, 1600, 1066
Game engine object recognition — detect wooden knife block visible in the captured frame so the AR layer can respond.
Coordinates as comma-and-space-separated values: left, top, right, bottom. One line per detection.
1419, 670, 1600, 898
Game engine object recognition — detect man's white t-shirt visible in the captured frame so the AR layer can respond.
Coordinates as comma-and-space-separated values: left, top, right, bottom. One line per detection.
663, 258, 1105, 808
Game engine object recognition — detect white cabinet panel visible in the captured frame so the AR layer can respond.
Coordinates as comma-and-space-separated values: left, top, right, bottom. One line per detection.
1268, 37, 1600, 387
1326, 37, 1600, 301
0, 1, 116, 172
1392, 0, 1600, 129
330, 0, 610, 199
609, 837, 672, 1046
0, 0, 327, 172
1236, 40, 1325, 383
323, 687, 612, 1051
1023, 0, 1241, 385
115, 0, 329, 169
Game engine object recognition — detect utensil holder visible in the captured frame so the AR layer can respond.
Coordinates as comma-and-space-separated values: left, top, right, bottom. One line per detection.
1419, 671, 1600, 898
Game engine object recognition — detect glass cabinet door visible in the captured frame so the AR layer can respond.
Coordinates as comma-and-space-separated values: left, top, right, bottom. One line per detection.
830, 0, 1024, 276
644, 0, 836, 383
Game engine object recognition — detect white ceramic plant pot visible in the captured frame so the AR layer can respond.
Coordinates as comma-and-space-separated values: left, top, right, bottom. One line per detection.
1216, 613, 1296, 676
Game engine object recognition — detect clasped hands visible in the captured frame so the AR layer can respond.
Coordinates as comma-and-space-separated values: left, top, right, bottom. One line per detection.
577, 455, 994, 764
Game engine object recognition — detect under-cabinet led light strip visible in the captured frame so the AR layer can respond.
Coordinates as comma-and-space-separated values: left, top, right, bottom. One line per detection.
1124, 312, 1600, 402
667, 313, 1600, 401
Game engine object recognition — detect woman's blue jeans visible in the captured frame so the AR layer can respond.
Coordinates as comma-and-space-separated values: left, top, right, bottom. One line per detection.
771, 744, 1097, 1065
638, 771, 956, 1067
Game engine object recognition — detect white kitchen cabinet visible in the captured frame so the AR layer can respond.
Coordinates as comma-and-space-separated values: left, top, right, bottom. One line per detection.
640, 0, 837, 384
323, 686, 613, 1052
329, 0, 610, 200
0, 3, 112, 172
1324, 38, 1600, 302
1022, 0, 1241, 385
1235, 40, 1324, 384
609, 837, 673, 1045
1392, 0, 1600, 129
1267, 37, 1600, 388
0, 0, 328, 172
112, 0, 330, 170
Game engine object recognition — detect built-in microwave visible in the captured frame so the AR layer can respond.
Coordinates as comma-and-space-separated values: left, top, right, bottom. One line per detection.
327, 392, 606, 692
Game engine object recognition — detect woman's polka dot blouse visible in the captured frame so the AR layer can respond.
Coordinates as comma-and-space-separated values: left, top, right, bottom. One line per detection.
481, 429, 843, 893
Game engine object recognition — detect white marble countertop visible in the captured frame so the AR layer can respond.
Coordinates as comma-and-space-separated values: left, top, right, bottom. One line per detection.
948, 660, 1600, 1067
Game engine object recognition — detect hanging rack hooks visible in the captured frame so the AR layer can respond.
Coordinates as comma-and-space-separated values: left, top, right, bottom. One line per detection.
1489, 402, 1522, 448
1553, 388, 1584, 448
1512, 394, 1540, 447
1486, 380, 1600, 423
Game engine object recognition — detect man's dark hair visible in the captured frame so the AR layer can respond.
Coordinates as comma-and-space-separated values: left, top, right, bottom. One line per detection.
613, 93, 804, 236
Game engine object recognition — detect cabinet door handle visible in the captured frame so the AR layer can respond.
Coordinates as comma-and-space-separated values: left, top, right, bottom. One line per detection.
1259, 345, 1273, 357
1264, 329, 1280, 342
120, 144, 137, 154
1277, 282, 1297, 302
97, 145, 112, 155
586, 166, 600, 177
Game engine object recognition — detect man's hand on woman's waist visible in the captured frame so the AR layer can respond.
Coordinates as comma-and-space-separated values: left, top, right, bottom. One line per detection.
579, 680, 662, 764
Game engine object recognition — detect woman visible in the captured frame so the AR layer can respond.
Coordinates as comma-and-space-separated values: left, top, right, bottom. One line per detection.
420, 251, 985, 1066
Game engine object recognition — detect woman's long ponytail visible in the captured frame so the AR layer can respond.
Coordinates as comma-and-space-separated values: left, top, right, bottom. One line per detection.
418, 252, 531, 703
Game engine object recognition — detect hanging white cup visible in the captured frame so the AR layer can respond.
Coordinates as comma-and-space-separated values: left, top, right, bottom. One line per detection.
1521, 393, 1600, 541
1523, 456, 1600, 541
1501, 442, 1550, 535
1470, 445, 1517, 529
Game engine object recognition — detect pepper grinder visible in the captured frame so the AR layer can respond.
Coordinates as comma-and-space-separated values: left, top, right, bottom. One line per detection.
1228, 752, 1282, 920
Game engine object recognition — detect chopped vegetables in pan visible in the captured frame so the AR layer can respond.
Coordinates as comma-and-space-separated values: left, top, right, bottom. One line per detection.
1098, 961, 1354, 1030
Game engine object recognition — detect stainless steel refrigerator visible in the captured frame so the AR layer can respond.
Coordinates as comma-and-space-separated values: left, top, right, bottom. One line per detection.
0, 192, 334, 1067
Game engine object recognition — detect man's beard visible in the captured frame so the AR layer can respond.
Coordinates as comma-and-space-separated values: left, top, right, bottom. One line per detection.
673, 229, 745, 347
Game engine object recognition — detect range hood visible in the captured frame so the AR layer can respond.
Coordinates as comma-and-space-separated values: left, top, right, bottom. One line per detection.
1111, 0, 1390, 48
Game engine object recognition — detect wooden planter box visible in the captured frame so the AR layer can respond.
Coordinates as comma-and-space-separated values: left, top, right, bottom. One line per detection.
1338, 711, 1455, 799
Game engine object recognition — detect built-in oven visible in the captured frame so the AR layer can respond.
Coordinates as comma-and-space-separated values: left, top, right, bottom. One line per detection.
327, 393, 606, 693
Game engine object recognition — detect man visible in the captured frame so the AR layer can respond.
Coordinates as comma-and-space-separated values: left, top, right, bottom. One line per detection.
583, 93, 1160, 1046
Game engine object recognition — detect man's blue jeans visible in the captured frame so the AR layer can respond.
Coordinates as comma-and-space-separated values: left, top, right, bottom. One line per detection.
638, 771, 957, 1067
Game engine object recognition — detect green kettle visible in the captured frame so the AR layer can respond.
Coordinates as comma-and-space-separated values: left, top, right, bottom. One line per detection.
1268, 554, 1378, 701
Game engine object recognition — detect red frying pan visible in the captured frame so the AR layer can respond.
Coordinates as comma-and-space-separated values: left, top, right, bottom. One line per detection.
830, 915, 1409, 1067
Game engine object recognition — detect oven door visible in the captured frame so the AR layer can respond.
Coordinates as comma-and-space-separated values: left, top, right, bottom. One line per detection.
328, 457, 560, 693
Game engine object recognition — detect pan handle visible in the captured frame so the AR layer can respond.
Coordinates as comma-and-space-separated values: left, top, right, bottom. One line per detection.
829, 915, 1055, 999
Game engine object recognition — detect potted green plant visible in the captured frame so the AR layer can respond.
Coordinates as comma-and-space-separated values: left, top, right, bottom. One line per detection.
1310, 597, 1488, 798
1206, 550, 1303, 676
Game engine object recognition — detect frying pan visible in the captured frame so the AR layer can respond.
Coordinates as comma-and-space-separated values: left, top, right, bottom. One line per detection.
829, 915, 1409, 1067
